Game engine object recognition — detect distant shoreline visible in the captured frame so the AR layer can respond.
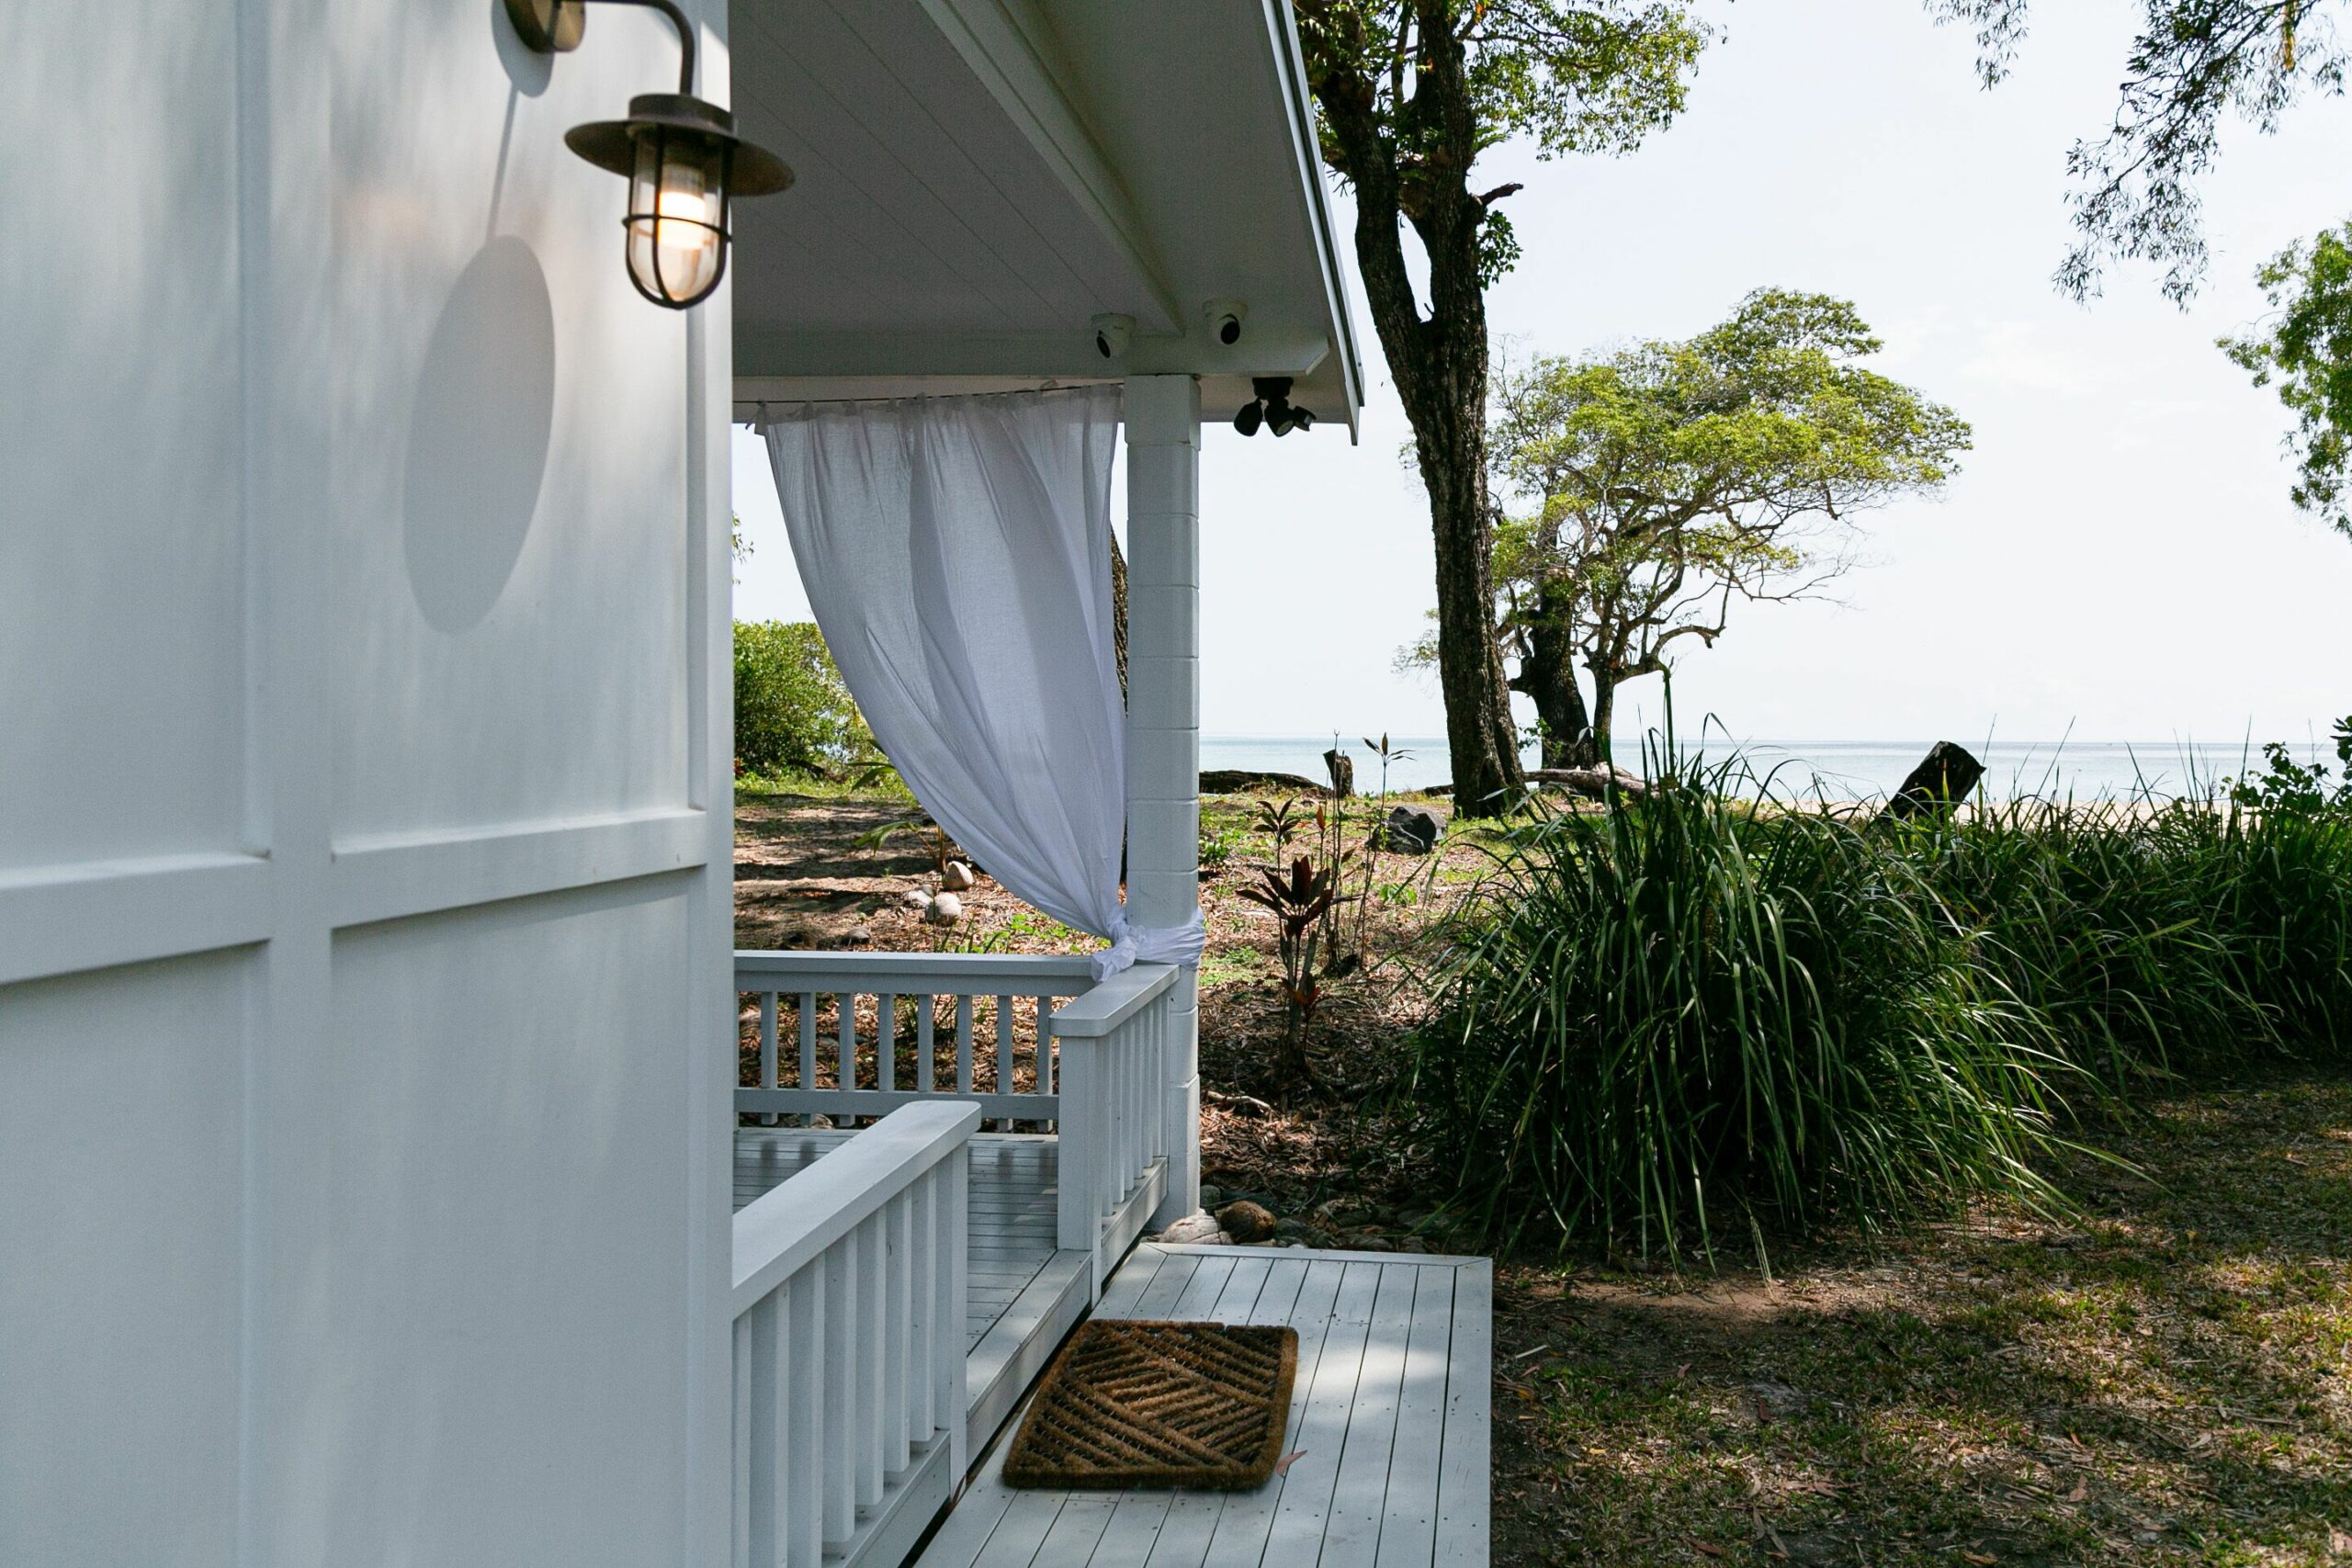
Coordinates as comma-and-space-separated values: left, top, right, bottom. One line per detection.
1200, 734, 2317, 803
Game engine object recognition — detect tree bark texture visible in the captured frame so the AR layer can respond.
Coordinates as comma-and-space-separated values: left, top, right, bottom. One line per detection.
1588, 660, 1620, 764
1110, 523, 1128, 704
1302, 3, 1526, 815
1509, 579, 1598, 767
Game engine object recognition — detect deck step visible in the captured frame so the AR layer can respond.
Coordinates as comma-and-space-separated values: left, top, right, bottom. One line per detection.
907, 1244, 1493, 1568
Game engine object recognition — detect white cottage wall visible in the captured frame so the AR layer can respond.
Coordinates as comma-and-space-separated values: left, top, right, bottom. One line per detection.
0, 3, 734, 1563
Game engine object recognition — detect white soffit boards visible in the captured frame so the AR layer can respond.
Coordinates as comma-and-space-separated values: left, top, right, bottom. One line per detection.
728, 0, 1362, 429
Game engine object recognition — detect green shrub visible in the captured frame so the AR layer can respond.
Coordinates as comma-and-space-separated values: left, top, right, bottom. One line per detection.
1408, 723, 2352, 1260
732, 621, 879, 780
1924, 784, 2352, 1083
1408, 750, 2070, 1261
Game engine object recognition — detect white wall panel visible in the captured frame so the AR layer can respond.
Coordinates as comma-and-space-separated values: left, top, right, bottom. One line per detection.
327, 0, 692, 842
0, 950, 251, 1568
0, 2, 247, 873
4, 2, 733, 1560
281, 878, 692, 1563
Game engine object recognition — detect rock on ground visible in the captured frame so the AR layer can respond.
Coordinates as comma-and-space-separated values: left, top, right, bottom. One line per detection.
1158, 1211, 1231, 1246
1376, 806, 1443, 854
923, 892, 963, 926
940, 860, 975, 891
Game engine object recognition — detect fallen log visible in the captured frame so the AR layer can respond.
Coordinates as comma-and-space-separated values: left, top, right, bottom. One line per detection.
1200, 768, 1327, 795
1529, 764, 1649, 800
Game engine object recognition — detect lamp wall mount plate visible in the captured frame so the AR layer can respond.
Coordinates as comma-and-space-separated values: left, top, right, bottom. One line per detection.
505, 0, 587, 53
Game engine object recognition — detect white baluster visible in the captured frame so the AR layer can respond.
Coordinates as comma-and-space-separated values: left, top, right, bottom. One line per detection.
822, 1244, 854, 1546
956, 993, 975, 1095
835, 994, 855, 1098
916, 996, 935, 1093
995, 992, 1016, 1130
731, 1313, 753, 1568
786, 1266, 822, 1568
857, 1213, 885, 1506
886, 1188, 911, 1474
758, 992, 779, 1128
797, 992, 818, 1126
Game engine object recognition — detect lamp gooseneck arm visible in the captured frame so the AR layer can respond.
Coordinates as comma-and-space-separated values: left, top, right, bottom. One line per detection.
594, 0, 697, 94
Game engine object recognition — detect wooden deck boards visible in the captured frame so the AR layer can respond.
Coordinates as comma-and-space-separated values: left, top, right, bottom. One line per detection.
910, 1244, 1493, 1568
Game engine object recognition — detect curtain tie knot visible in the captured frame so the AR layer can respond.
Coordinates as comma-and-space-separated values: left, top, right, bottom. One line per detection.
1089, 908, 1207, 982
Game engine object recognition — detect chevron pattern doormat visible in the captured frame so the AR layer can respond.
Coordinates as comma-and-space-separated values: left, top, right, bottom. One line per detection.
1002, 1320, 1299, 1490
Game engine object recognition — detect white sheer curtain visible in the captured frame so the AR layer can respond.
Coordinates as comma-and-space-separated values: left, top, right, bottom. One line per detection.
762, 387, 1202, 979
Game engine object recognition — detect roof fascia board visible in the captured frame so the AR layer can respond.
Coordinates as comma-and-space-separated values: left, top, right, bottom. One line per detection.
916, 0, 1183, 333
1259, 0, 1363, 439
733, 326, 1337, 383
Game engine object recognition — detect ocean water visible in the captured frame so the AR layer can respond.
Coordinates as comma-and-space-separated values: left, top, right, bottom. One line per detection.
1201, 734, 2317, 803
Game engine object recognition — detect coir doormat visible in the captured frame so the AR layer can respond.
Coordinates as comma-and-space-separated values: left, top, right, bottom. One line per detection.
1002, 1319, 1299, 1490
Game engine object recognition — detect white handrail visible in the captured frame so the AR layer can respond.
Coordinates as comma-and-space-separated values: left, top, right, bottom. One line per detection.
1045, 960, 1179, 1039
730, 1102, 975, 1568
732, 1100, 978, 1311
733, 951, 1096, 985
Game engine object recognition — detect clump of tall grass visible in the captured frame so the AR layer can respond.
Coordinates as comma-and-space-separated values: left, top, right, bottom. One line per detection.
1919, 749, 2352, 1081
1407, 746, 2072, 1261
1409, 723, 2352, 1258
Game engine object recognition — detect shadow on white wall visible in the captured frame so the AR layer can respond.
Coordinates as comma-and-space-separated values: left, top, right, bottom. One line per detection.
401, 235, 556, 633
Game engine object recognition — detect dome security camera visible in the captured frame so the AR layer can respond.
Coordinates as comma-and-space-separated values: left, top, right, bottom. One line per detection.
1091, 313, 1134, 359
1203, 299, 1248, 346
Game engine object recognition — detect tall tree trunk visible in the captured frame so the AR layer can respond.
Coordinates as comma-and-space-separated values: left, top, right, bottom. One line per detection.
1109, 525, 1129, 703
1411, 400, 1524, 812
1588, 660, 1619, 764
1510, 579, 1596, 768
1301, 7, 1525, 817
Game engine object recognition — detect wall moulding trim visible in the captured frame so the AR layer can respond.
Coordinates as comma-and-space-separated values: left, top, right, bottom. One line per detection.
0, 852, 273, 987
329, 807, 710, 929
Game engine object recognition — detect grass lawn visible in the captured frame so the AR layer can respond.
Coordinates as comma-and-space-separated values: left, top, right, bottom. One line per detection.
734, 783, 2352, 1565
1490, 1073, 2352, 1566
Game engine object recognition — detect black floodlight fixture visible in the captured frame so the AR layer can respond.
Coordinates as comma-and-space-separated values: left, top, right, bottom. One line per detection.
507, 0, 794, 309
1233, 376, 1317, 438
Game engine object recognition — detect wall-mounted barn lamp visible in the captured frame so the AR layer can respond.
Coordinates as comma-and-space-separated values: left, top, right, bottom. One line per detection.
505, 0, 793, 309
1233, 377, 1316, 437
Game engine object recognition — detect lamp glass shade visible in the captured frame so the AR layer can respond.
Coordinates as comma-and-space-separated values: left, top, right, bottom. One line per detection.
625, 126, 730, 308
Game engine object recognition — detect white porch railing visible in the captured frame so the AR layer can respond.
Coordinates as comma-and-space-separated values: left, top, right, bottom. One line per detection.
735, 952, 1179, 1271
1044, 962, 1178, 1292
730, 1101, 977, 1568
735, 952, 1096, 1125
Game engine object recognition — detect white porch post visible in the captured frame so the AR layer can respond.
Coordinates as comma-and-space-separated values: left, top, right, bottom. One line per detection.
1123, 375, 1203, 1228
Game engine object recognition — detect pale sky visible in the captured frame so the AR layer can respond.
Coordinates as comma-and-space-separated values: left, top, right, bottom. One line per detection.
731, 0, 2352, 745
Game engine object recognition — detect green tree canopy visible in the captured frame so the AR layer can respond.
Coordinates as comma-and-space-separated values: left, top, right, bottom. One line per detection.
732, 621, 879, 780
1930, 0, 2347, 301
1491, 290, 1972, 761
2223, 221, 2352, 536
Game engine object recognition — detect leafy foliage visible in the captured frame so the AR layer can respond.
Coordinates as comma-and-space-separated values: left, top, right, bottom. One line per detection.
1238, 853, 1340, 1089
731, 620, 880, 780
1490, 290, 1971, 758
2222, 221, 2352, 535
1928, 0, 2347, 300
2229, 713, 2352, 812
